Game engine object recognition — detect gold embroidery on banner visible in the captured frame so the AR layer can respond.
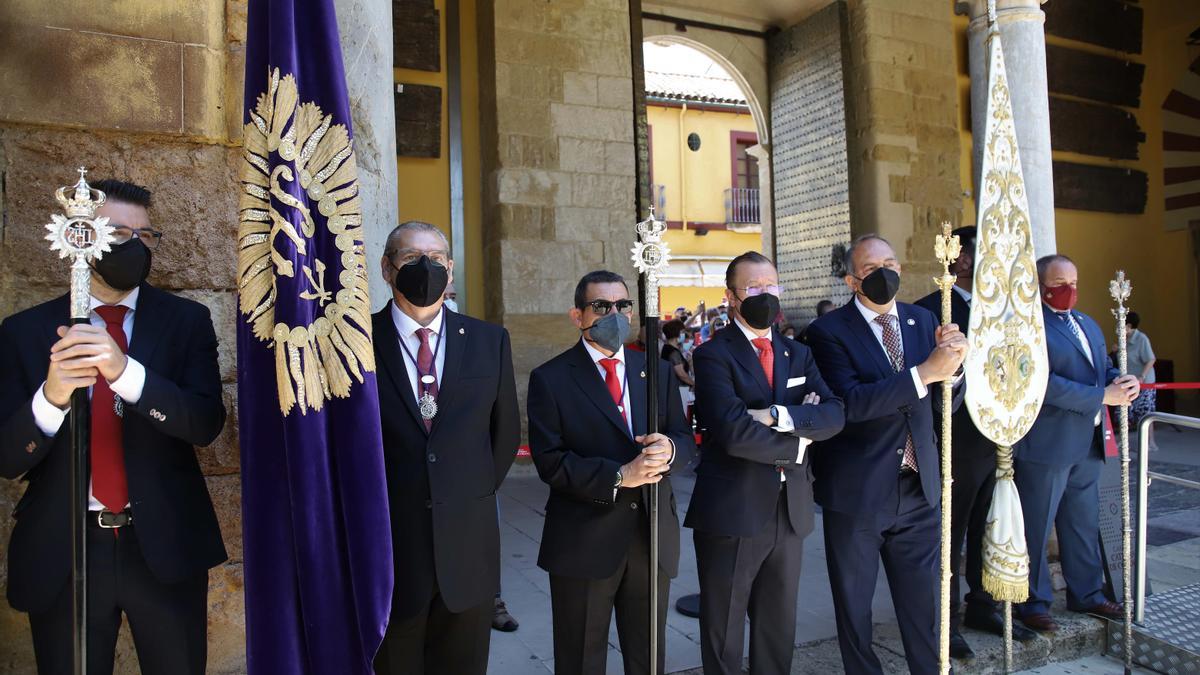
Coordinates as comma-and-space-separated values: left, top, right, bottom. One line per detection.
238, 68, 375, 416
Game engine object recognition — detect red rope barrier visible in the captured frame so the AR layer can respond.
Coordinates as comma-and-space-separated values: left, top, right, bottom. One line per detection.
1140, 382, 1200, 390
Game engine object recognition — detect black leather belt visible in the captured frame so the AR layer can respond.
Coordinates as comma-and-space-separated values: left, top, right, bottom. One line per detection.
91, 510, 133, 529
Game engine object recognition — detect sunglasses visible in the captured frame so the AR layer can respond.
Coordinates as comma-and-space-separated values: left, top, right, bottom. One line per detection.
584, 299, 635, 315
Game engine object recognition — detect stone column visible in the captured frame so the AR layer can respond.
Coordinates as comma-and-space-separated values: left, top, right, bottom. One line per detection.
957, 0, 1056, 258
335, 0, 399, 310
747, 143, 773, 257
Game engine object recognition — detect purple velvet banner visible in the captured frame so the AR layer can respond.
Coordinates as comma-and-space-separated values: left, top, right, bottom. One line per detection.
236, 1, 392, 673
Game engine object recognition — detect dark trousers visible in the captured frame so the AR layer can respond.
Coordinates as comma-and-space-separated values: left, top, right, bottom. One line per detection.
823, 471, 939, 675
950, 452, 998, 629
694, 487, 804, 675
1015, 435, 1107, 616
29, 523, 208, 675
374, 582, 492, 675
549, 513, 669, 675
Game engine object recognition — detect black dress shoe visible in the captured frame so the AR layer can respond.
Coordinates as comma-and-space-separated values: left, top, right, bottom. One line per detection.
950, 632, 975, 659
963, 610, 1039, 642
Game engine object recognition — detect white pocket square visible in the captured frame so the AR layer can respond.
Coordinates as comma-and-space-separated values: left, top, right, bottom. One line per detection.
786, 377, 807, 388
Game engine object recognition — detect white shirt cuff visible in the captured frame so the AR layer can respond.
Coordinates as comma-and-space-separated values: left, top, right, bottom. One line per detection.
109, 357, 146, 405
910, 366, 928, 399
796, 437, 811, 464
32, 383, 67, 437
773, 405, 795, 433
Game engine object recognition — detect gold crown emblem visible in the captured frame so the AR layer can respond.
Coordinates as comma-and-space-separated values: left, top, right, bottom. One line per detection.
54, 167, 107, 219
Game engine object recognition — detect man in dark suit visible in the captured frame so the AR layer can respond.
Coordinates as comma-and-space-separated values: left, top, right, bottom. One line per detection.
1013, 254, 1138, 633
915, 227, 1036, 657
528, 270, 695, 675
371, 221, 520, 675
0, 179, 227, 675
686, 251, 845, 675
806, 234, 966, 675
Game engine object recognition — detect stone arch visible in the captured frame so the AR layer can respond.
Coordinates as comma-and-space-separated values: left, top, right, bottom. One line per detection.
639, 29, 770, 145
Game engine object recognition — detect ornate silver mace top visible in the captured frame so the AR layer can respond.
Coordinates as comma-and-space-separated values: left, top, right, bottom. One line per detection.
44, 168, 115, 320
631, 205, 672, 318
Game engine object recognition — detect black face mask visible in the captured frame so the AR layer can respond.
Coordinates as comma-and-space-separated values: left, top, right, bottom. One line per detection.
392, 255, 449, 307
856, 267, 900, 305
92, 239, 152, 292
738, 293, 780, 330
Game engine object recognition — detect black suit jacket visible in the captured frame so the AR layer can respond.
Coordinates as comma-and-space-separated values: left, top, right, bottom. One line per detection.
684, 325, 844, 538
914, 289, 993, 461
0, 285, 228, 613
528, 343, 694, 580
807, 300, 947, 516
372, 304, 520, 621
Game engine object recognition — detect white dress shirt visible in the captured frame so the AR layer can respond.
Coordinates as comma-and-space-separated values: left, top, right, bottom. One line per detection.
953, 285, 972, 304
390, 302, 447, 401
580, 339, 675, 497
1054, 309, 1102, 427
853, 297, 929, 400
31, 289, 147, 510
733, 317, 810, 478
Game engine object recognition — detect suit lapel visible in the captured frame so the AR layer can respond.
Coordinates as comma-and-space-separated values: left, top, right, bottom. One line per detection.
428, 310, 466, 436
1076, 312, 1107, 385
952, 291, 971, 333
570, 342, 633, 439
40, 294, 71, 350
373, 303, 424, 431
628, 350, 648, 438
1043, 305, 1091, 365
772, 329, 790, 402
842, 304, 894, 378
898, 304, 922, 370
127, 284, 168, 367
723, 326, 772, 400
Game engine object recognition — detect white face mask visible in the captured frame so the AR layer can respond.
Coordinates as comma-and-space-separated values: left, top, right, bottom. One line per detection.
443, 297, 459, 313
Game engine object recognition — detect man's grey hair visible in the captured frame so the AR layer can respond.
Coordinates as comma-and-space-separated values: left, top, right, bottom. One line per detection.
843, 233, 893, 277
384, 220, 451, 257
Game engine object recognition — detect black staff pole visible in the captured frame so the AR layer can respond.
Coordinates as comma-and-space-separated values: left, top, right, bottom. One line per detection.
46, 168, 113, 675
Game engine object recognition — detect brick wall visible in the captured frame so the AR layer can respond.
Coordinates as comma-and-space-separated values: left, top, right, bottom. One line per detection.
842, 0, 964, 300
479, 0, 639, 425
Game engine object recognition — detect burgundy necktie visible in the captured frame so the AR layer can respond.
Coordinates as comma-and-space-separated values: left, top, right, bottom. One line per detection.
416, 328, 439, 432
599, 358, 627, 426
92, 305, 129, 512
874, 313, 918, 472
751, 337, 774, 389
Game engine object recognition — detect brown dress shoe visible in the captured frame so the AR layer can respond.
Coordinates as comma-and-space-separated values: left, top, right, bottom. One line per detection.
1020, 613, 1059, 633
492, 597, 519, 632
1080, 600, 1125, 622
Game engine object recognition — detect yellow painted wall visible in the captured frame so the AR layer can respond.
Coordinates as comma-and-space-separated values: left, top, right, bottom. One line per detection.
649, 103, 762, 314
393, 0, 485, 317
647, 103, 758, 225
954, 1, 1200, 401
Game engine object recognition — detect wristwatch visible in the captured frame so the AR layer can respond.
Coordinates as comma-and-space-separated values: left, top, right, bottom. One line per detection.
769, 405, 781, 425
614, 469, 623, 489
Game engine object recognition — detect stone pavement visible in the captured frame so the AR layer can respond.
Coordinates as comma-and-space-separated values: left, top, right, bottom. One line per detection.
489, 426, 1199, 674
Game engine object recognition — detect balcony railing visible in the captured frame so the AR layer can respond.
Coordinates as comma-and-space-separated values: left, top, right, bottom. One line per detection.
725, 187, 760, 225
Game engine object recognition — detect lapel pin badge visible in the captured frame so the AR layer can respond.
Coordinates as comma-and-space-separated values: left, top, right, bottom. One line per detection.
784, 350, 789, 357
458, 327, 465, 334
906, 318, 916, 326
640, 371, 646, 378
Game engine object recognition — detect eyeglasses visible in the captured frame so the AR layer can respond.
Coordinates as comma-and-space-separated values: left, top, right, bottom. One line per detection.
389, 248, 450, 267
584, 299, 635, 315
731, 284, 783, 297
111, 225, 163, 250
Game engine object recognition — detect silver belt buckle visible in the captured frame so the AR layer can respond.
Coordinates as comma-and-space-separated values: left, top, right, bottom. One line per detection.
97, 510, 129, 528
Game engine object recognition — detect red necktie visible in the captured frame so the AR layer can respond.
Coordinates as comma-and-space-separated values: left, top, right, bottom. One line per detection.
92, 305, 129, 512
751, 337, 774, 389
415, 328, 440, 432
599, 358, 627, 426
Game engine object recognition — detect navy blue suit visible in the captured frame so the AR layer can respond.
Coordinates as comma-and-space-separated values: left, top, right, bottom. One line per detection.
1014, 304, 1118, 616
806, 299, 948, 675
686, 323, 844, 675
